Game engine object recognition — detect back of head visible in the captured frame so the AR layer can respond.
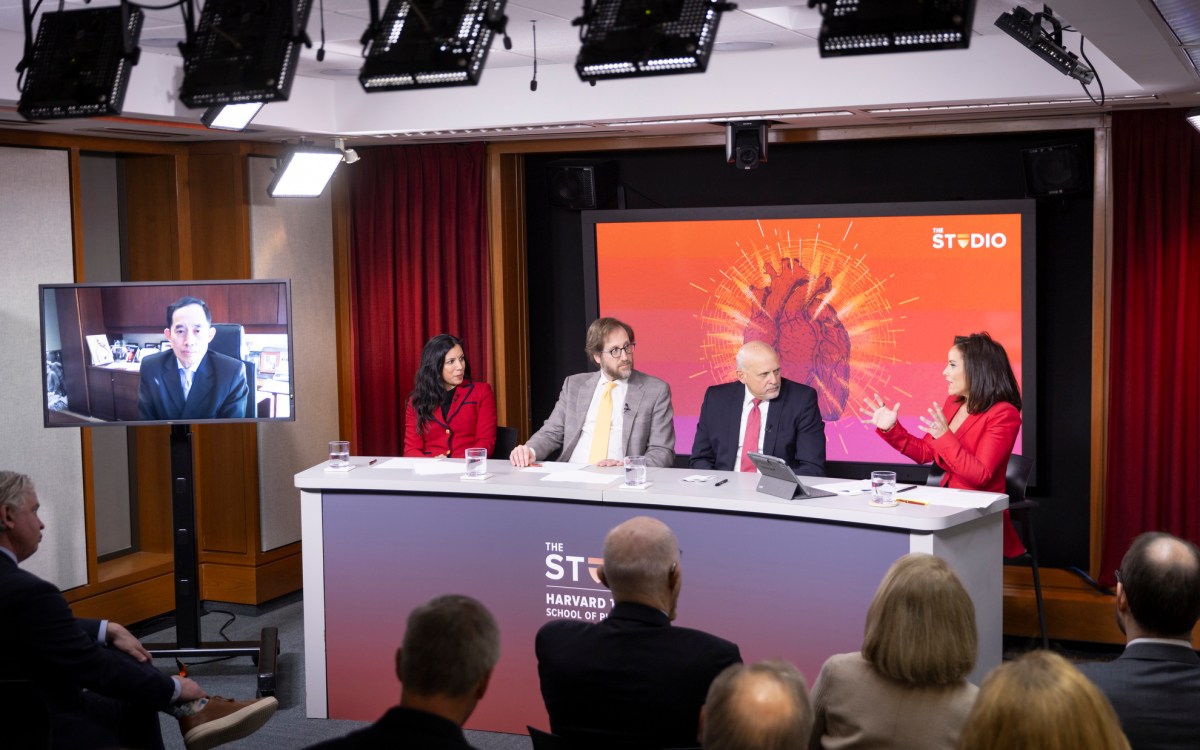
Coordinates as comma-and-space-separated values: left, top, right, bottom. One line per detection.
703, 661, 812, 750
1120, 531, 1200, 636
400, 594, 500, 698
862, 553, 977, 685
601, 516, 678, 603
957, 651, 1129, 750
953, 331, 1021, 413
0, 471, 34, 516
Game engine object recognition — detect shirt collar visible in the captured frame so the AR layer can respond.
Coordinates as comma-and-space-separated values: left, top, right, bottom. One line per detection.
1128, 636, 1195, 648
0, 545, 17, 565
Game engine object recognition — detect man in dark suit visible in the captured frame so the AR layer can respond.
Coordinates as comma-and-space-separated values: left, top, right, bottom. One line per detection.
137, 296, 249, 420
510, 317, 675, 468
0, 471, 277, 750
1078, 531, 1200, 750
536, 516, 742, 748
690, 341, 826, 476
306, 594, 499, 749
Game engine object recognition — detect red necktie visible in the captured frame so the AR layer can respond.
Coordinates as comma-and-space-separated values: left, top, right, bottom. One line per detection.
740, 398, 762, 472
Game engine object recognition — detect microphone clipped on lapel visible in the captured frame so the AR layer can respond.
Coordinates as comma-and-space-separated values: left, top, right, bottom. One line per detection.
624, 403, 631, 413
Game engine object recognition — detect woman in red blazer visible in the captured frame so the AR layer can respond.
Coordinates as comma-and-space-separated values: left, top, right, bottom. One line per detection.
403, 334, 497, 459
861, 332, 1025, 557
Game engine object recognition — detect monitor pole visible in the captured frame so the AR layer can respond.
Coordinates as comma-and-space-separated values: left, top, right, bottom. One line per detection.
144, 424, 279, 697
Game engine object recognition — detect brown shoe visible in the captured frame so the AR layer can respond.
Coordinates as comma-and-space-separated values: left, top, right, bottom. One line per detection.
179, 695, 279, 750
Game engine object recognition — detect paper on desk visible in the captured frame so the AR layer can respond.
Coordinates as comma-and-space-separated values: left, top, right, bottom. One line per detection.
373, 457, 444, 470
540, 471, 620, 485
520, 462, 588, 473
813, 480, 873, 494
910, 490, 1007, 512
412, 461, 472, 476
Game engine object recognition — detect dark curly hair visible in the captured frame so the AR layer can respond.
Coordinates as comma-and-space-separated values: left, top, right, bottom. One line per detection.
409, 334, 471, 433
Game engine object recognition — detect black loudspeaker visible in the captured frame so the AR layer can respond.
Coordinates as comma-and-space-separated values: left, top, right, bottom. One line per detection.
726, 121, 769, 170
1022, 143, 1090, 197
547, 162, 618, 210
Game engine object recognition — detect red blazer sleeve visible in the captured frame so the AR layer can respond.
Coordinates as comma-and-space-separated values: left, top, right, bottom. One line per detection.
876, 417, 937, 465
933, 401, 1020, 491
403, 399, 425, 457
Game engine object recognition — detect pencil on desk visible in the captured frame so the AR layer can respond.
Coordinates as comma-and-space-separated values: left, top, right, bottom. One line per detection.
896, 498, 929, 506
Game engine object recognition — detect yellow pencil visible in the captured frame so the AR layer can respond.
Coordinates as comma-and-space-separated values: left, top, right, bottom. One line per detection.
896, 498, 929, 506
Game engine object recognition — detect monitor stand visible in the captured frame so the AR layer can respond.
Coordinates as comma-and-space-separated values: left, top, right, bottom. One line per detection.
143, 424, 279, 697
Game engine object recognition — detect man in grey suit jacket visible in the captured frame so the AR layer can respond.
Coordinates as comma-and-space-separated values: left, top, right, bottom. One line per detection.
1078, 531, 1200, 750
510, 317, 676, 468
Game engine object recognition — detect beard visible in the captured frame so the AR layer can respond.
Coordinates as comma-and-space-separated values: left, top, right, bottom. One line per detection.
602, 358, 633, 381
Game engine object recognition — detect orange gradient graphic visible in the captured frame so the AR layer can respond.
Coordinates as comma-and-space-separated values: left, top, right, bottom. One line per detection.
596, 213, 1023, 462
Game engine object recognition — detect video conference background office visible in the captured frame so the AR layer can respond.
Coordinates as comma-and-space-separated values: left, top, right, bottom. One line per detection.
0, 122, 1096, 635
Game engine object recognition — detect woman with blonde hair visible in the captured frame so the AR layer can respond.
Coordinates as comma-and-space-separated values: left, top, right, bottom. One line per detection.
957, 650, 1129, 750
809, 553, 978, 750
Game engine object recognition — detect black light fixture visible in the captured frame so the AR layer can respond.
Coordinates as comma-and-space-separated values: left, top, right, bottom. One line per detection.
16, 2, 144, 120
359, 0, 511, 91
809, 0, 975, 57
995, 5, 1094, 84
267, 143, 345, 198
201, 102, 264, 131
179, 0, 313, 108
574, 0, 736, 83
725, 121, 769, 170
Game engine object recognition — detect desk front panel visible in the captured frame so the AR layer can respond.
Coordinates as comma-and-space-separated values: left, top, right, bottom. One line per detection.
321, 491, 910, 733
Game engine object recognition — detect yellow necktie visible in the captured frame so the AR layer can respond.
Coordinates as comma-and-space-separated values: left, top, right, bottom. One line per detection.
589, 381, 618, 463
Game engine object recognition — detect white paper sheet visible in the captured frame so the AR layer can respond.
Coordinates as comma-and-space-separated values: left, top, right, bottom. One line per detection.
412, 462, 472, 476
813, 480, 873, 494
373, 457, 445, 470
519, 462, 589, 474
539, 471, 620, 485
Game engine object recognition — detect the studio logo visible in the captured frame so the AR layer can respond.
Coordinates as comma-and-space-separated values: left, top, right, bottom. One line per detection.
932, 227, 1008, 250
545, 543, 603, 584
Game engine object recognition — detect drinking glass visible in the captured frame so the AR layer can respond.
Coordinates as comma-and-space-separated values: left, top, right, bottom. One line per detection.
870, 470, 898, 507
624, 455, 647, 487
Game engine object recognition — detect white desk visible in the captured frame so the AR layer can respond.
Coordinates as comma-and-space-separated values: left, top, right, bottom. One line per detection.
296, 461, 1006, 733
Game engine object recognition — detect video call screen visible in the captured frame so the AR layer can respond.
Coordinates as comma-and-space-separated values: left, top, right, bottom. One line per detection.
585, 202, 1035, 465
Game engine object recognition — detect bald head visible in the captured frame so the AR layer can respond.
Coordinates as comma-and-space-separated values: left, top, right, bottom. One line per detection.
703, 661, 812, 750
736, 342, 782, 401
600, 517, 681, 613
1119, 532, 1200, 637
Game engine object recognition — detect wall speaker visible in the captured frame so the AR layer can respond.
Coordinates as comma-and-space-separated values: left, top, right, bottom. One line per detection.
726, 121, 769, 170
1022, 143, 1090, 197
547, 162, 618, 210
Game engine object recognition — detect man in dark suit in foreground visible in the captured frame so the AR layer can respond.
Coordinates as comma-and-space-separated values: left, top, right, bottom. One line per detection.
137, 296, 249, 420
0, 471, 277, 750
307, 594, 499, 749
1078, 531, 1200, 750
536, 516, 742, 748
701, 661, 812, 750
690, 341, 826, 476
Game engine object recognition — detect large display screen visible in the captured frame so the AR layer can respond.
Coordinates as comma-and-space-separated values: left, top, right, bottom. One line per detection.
584, 202, 1035, 466
40, 279, 294, 427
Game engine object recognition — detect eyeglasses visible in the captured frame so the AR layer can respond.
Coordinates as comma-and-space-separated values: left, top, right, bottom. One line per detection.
604, 342, 636, 359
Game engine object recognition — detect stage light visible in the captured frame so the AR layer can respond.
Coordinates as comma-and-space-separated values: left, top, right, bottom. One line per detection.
179, 0, 313, 108
267, 145, 343, 198
1188, 108, 1200, 134
574, 0, 736, 83
201, 102, 264, 131
725, 121, 769, 170
359, 0, 510, 91
16, 4, 144, 120
995, 5, 1094, 84
334, 138, 360, 165
811, 0, 975, 57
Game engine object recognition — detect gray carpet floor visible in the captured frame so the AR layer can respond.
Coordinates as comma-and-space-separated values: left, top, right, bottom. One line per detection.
135, 593, 531, 750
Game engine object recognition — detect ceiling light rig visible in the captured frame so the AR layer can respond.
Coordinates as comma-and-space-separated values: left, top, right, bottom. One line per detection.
808, 0, 976, 58
16, 1, 144, 120
268, 140, 345, 198
995, 5, 1094, 84
359, 0, 511, 91
573, 0, 738, 83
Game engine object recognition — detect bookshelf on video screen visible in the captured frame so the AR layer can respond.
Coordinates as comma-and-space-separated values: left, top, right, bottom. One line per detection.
586, 201, 1035, 465
40, 279, 295, 427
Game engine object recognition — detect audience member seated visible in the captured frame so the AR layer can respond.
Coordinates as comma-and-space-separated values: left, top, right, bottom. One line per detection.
957, 650, 1129, 750
1078, 531, 1200, 750
808, 554, 978, 750
0, 471, 277, 750
536, 516, 741, 748
403, 334, 497, 458
702, 661, 812, 750
306, 594, 500, 749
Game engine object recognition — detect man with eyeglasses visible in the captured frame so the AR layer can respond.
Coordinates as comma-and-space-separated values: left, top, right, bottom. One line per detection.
1078, 532, 1200, 750
510, 317, 675, 467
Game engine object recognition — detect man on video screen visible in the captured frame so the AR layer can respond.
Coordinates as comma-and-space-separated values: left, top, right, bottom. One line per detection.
137, 296, 249, 421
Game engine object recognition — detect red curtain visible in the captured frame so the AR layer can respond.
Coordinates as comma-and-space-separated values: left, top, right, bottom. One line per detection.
1101, 110, 1200, 582
347, 143, 491, 456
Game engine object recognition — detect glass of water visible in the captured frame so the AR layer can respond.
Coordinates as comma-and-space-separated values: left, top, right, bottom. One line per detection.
328, 440, 350, 469
870, 470, 898, 507
624, 455, 647, 487
465, 448, 488, 477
